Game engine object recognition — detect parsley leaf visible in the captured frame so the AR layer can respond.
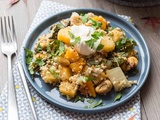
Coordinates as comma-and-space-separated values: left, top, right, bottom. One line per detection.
85, 31, 103, 49
35, 43, 42, 52
89, 99, 103, 108
87, 99, 94, 104
85, 38, 95, 49
74, 95, 80, 102
81, 14, 89, 24
58, 41, 65, 56
28, 64, 34, 74
47, 45, 51, 53
74, 95, 85, 102
96, 43, 104, 51
71, 36, 81, 45
91, 19, 102, 29
24, 48, 33, 65
115, 37, 137, 52
114, 93, 122, 102
84, 106, 88, 109
34, 58, 45, 67
68, 31, 74, 39
49, 67, 60, 79
57, 23, 64, 29
91, 31, 103, 39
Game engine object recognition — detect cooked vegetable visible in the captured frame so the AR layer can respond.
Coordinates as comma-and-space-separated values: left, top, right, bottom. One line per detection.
114, 93, 122, 102
59, 66, 72, 81
64, 47, 80, 62
59, 81, 78, 99
57, 27, 70, 44
25, 12, 138, 102
79, 81, 96, 97
95, 80, 113, 95
106, 67, 137, 91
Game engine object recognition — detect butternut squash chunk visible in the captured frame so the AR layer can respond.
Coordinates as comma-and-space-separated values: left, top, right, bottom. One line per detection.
80, 81, 96, 98
93, 16, 107, 30
101, 36, 115, 52
57, 27, 70, 44
59, 81, 78, 99
69, 58, 85, 73
64, 47, 80, 62
59, 66, 72, 81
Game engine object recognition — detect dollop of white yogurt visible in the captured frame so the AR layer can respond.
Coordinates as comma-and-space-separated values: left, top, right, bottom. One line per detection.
70, 25, 102, 55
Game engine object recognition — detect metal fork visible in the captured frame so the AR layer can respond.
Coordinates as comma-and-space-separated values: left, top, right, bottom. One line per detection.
0, 16, 19, 120
0, 16, 38, 120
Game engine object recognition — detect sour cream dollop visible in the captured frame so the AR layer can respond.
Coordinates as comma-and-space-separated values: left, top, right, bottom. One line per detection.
70, 25, 102, 55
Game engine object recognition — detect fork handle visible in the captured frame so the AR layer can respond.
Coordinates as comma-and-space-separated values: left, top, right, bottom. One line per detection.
7, 54, 19, 120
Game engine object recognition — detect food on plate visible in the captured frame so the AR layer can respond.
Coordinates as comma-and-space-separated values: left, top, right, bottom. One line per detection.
25, 12, 138, 100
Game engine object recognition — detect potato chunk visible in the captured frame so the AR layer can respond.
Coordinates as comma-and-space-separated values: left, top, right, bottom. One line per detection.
59, 66, 72, 81
59, 81, 78, 99
64, 47, 80, 62
101, 36, 115, 52
79, 81, 96, 97
93, 16, 108, 30
106, 67, 137, 91
40, 66, 59, 85
69, 58, 85, 73
57, 27, 70, 44
109, 28, 125, 42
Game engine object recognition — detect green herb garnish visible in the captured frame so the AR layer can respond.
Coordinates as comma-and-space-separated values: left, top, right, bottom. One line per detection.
85, 31, 103, 49
49, 67, 60, 79
87, 99, 94, 104
68, 31, 75, 39
35, 43, 42, 52
114, 93, 122, 102
115, 37, 137, 52
81, 14, 89, 24
91, 31, 103, 39
96, 43, 104, 51
74, 95, 80, 102
84, 106, 88, 109
58, 41, 65, 56
71, 36, 81, 45
34, 58, 45, 67
74, 95, 85, 103
91, 19, 102, 29
28, 64, 34, 74
85, 38, 96, 49
89, 99, 103, 108
24, 48, 33, 65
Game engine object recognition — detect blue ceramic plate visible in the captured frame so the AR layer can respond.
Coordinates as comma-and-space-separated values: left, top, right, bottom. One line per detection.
22, 8, 150, 113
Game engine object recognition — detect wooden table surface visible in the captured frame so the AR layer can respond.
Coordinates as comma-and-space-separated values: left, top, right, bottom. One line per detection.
0, 0, 160, 119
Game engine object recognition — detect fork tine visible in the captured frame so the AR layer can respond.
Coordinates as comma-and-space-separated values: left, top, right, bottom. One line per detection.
4, 16, 10, 43
6, 16, 14, 43
8, 16, 14, 41
0, 17, 7, 43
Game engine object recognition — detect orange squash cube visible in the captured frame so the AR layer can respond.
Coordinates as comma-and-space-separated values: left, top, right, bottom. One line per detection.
93, 16, 107, 30
69, 58, 85, 73
64, 47, 80, 62
57, 27, 70, 44
59, 81, 78, 99
59, 66, 72, 81
80, 81, 96, 97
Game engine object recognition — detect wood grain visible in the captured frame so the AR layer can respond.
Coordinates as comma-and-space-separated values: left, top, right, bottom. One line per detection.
1, 0, 160, 119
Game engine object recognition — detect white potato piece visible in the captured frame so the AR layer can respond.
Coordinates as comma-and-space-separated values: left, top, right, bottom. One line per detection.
106, 67, 137, 91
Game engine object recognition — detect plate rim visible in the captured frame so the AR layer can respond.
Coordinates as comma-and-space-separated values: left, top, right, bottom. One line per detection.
22, 8, 150, 113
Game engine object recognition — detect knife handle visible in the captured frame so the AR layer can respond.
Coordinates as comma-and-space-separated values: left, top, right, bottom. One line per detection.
17, 62, 38, 120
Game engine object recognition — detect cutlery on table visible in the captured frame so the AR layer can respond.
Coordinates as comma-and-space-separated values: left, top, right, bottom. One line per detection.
0, 16, 19, 120
0, 16, 38, 120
